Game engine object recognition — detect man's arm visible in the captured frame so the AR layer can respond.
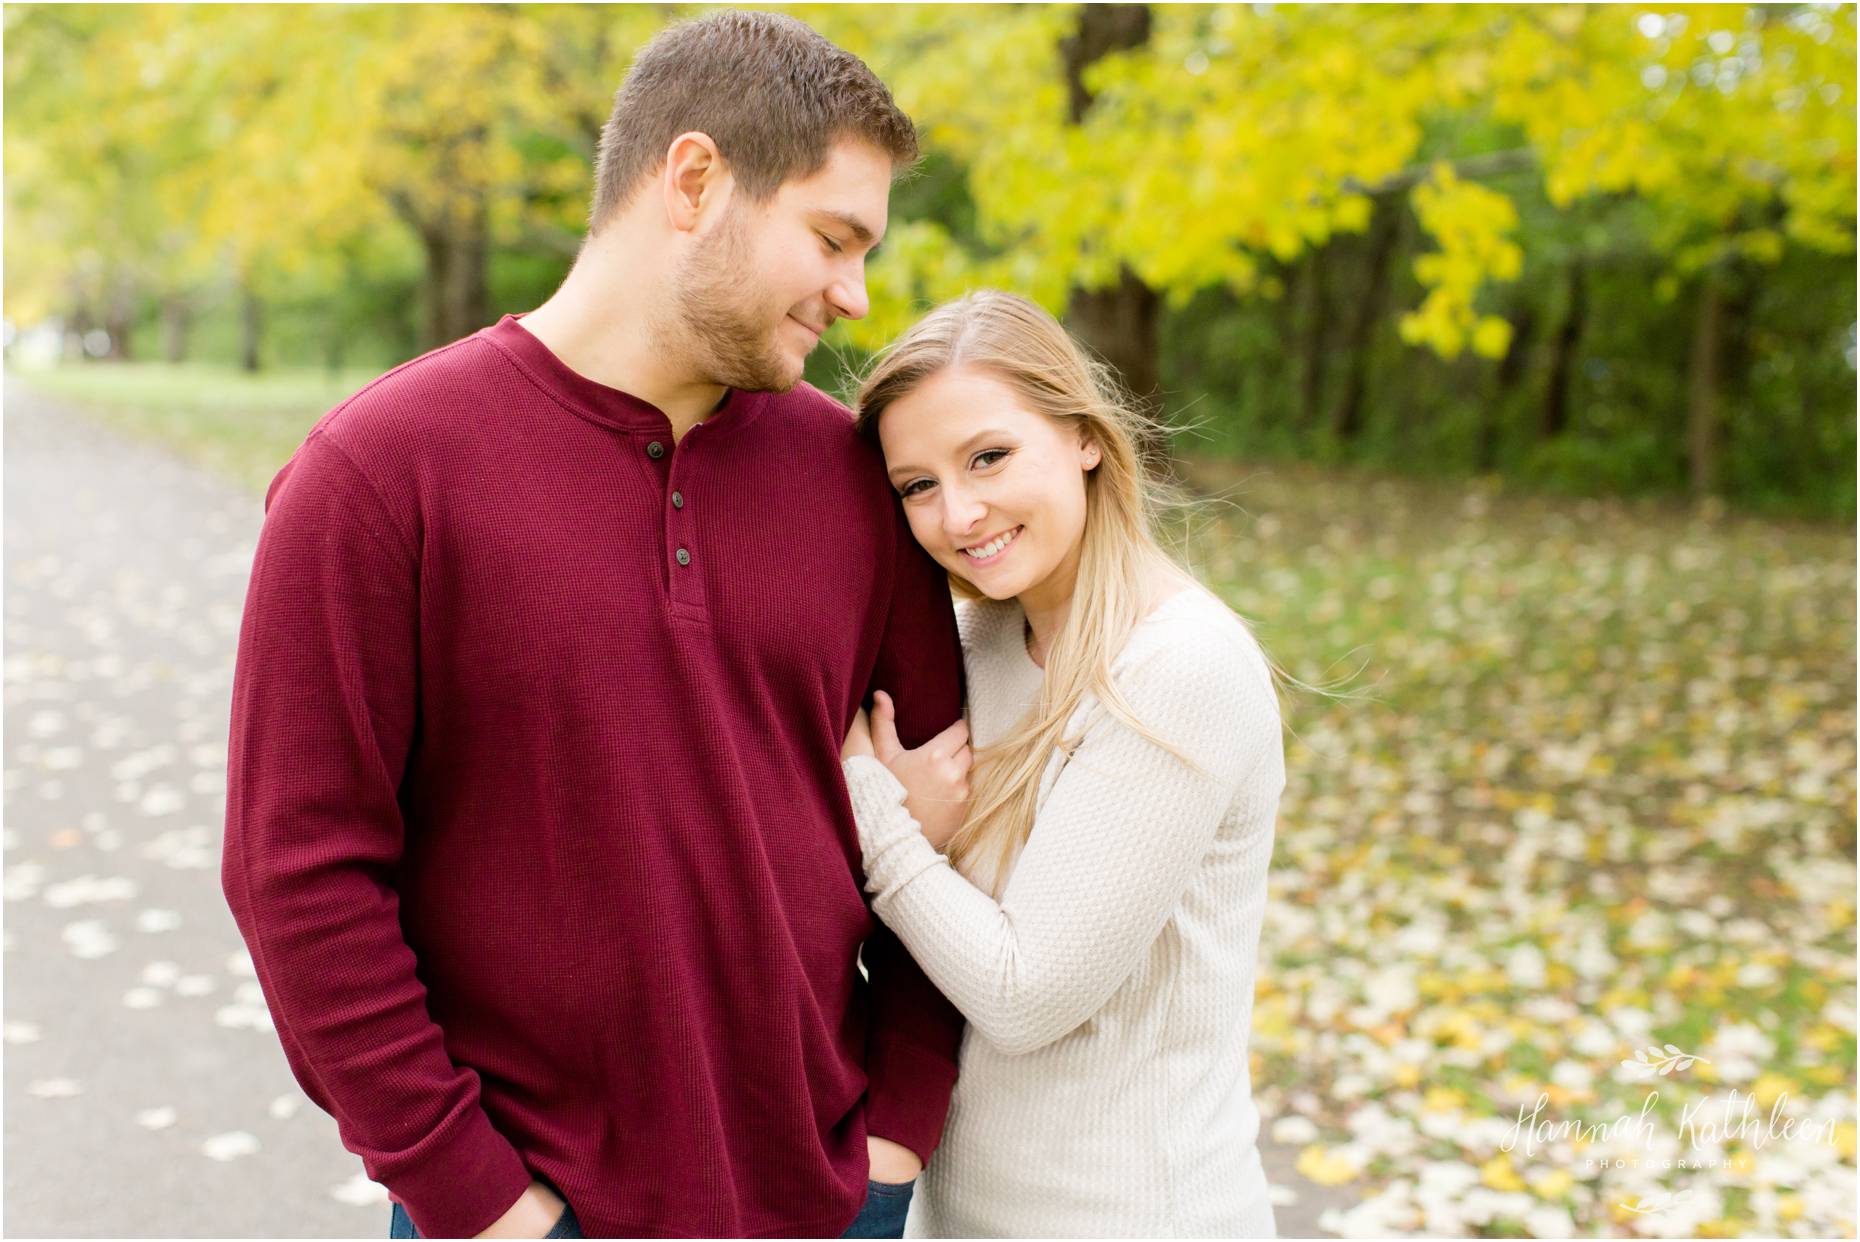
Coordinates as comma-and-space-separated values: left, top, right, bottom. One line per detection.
221, 433, 533, 1238
858, 499, 967, 1170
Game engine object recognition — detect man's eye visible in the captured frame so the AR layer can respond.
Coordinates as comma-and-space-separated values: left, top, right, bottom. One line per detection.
820, 233, 844, 254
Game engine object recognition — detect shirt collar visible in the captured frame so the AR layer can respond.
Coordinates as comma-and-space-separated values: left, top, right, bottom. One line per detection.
481, 313, 766, 438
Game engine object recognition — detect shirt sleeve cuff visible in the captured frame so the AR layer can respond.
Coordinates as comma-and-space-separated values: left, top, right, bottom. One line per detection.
863, 1034, 962, 1167
843, 755, 948, 901
389, 1106, 534, 1240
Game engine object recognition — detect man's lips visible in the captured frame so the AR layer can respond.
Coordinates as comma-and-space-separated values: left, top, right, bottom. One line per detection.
788, 314, 826, 339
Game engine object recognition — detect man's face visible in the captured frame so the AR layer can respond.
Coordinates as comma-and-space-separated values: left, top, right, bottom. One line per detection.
669, 138, 892, 393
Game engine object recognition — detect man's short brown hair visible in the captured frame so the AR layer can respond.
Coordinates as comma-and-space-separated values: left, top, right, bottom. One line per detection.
589, 10, 919, 233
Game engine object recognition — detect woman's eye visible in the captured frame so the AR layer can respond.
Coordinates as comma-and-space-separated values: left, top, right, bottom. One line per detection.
900, 479, 932, 498
974, 449, 1010, 469
820, 233, 844, 255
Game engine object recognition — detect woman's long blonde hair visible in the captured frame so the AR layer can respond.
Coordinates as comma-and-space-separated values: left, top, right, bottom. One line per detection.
853, 290, 1284, 895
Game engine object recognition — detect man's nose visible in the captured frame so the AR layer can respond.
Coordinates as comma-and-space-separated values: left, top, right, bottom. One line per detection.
826, 267, 870, 322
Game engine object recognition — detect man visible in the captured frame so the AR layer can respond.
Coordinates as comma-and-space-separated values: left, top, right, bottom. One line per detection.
221, 11, 966, 1238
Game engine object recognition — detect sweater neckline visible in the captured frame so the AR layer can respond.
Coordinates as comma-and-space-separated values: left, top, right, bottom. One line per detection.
480, 313, 767, 438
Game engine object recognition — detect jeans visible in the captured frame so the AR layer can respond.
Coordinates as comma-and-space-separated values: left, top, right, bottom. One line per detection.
841, 1179, 916, 1239
388, 1192, 581, 1239
386, 1180, 912, 1239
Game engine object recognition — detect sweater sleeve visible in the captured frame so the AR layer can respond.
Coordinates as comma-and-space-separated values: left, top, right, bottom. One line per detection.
842, 631, 1280, 1057
855, 498, 967, 1166
220, 433, 533, 1239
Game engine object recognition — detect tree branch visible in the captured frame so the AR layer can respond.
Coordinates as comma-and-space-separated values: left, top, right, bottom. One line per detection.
1343, 148, 1540, 198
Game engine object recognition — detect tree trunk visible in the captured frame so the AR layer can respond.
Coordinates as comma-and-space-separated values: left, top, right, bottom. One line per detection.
1717, 264, 1760, 479
1485, 299, 1537, 472
1328, 195, 1402, 443
1540, 258, 1586, 440
104, 286, 135, 361
1067, 271, 1160, 403
1060, 4, 1158, 405
240, 282, 264, 373
450, 211, 489, 344
1059, 4, 1150, 123
1687, 270, 1725, 498
422, 227, 452, 352
420, 201, 491, 351
1295, 246, 1330, 432
66, 305, 95, 361
1685, 190, 1776, 497
161, 296, 191, 363
102, 314, 134, 361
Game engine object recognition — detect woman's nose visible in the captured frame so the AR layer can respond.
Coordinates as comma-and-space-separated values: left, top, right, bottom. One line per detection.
941, 486, 986, 541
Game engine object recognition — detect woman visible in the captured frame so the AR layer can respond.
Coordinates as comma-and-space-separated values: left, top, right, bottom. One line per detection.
838, 290, 1285, 1238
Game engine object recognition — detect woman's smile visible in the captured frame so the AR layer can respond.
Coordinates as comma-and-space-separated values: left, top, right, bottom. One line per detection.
959, 525, 1022, 566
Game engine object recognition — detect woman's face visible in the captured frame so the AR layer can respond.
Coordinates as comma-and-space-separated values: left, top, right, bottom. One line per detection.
878, 366, 1101, 609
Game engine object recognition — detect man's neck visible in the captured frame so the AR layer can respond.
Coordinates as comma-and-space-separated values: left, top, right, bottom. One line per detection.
516, 250, 728, 441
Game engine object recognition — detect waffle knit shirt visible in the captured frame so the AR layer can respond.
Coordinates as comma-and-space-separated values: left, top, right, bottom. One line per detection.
844, 588, 1284, 1237
222, 314, 966, 1239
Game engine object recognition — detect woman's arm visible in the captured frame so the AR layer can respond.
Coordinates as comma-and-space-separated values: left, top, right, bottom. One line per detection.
842, 634, 1281, 1056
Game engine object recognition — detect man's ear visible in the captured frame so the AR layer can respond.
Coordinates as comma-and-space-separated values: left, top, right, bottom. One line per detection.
661, 131, 730, 233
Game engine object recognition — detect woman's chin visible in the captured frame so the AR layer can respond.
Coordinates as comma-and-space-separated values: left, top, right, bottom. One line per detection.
949, 565, 1021, 601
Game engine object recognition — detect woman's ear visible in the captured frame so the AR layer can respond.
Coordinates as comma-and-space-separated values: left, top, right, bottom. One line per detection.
1080, 436, 1102, 471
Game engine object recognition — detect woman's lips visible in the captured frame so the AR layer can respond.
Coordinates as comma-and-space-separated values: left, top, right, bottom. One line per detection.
959, 525, 1022, 567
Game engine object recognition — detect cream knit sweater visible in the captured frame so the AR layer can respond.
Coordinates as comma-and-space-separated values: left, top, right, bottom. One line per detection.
843, 586, 1284, 1238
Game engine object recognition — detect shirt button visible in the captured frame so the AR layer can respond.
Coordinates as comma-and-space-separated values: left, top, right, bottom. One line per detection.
675, 547, 691, 566
671, 491, 684, 509
646, 440, 665, 459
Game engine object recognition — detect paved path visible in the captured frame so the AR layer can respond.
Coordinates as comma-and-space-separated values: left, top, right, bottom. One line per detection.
2, 385, 1345, 1238
3, 387, 386, 1237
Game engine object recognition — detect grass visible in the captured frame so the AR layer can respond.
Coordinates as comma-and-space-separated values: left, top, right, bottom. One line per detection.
9, 361, 379, 492
16, 359, 1858, 1237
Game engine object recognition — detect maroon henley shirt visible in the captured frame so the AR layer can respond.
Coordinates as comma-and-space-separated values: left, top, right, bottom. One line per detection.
221, 315, 966, 1239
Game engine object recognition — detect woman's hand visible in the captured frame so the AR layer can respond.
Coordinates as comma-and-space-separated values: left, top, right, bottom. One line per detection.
842, 707, 876, 761
869, 690, 971, 849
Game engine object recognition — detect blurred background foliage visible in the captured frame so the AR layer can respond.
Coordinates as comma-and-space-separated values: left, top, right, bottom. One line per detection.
4, 2, 1855, 517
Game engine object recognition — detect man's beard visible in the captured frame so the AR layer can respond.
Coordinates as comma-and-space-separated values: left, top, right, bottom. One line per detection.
658, 209, 803, 395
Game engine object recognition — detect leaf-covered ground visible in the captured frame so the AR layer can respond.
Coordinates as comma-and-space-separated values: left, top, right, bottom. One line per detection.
1181, 458, 1857, 1238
